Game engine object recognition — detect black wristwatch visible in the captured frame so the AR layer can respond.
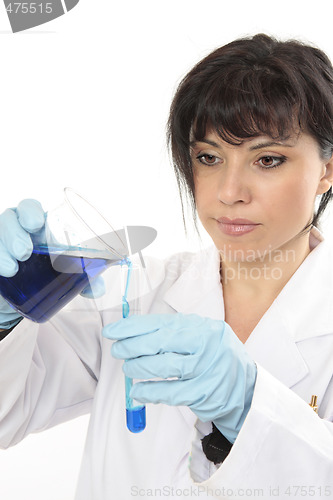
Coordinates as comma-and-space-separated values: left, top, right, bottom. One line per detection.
201, 423, 233, 464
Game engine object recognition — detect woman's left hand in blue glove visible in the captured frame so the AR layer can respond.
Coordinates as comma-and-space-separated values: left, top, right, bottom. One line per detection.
103, 313, 257, 443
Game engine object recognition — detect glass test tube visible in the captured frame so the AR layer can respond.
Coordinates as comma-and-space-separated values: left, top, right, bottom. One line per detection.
121, 260, 146, 433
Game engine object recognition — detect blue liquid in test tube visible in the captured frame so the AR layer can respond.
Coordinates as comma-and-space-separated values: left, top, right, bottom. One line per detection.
122, 260, 146, 433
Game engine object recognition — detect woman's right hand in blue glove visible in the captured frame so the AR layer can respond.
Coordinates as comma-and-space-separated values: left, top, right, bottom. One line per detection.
0, 199, 45, 329
0, 198, 105, 331
0, 199, 45, 278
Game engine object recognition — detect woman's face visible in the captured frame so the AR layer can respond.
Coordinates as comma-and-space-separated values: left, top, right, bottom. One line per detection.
191, 130, 333, 261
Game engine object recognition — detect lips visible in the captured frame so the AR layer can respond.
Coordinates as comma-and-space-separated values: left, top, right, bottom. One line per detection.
216, 217, 260, 236
217, 217, 258, 225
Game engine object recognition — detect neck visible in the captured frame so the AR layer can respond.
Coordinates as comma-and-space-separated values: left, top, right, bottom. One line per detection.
220, 233, 312, 299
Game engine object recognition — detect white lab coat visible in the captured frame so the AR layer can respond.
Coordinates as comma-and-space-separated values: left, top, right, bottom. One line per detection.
0, 228, 332, 499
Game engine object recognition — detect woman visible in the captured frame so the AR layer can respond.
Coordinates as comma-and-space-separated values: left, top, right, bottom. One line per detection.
0, 34, 332, 499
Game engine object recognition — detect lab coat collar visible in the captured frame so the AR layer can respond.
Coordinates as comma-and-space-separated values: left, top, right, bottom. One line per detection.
163, 228, 333, 388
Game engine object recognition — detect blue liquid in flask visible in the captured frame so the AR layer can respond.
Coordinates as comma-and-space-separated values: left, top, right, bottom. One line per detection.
0, 243, 115, 323
122, 260, 146, 433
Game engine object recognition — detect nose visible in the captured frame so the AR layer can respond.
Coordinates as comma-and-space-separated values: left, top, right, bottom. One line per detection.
217, 162, 252, 206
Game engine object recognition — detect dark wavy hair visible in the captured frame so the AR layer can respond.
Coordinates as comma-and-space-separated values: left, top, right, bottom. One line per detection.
167, 33, 333, 232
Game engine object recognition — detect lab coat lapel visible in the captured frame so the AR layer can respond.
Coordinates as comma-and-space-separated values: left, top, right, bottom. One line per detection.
245, 304, 310, 388
163, 246, 225, 320
163, 233, 333, 390
246, 235, 333, 387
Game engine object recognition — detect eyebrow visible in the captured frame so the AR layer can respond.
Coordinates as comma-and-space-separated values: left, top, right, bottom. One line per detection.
190, 139, 295, 150
190, 139, 220, 148
248, 141, 294, 151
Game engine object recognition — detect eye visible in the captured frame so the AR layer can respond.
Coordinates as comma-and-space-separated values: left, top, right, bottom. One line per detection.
196, 154, 221, 166
256, 155, 286, 169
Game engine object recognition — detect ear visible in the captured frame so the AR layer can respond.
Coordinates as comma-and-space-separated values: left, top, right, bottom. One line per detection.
317, 155, 333, 195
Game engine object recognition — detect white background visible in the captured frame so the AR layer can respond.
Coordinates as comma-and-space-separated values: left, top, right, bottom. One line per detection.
0, 1, 332, 498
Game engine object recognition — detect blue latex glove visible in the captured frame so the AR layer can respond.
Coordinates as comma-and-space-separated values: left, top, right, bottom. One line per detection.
0, 199, 105, 329
103, 313, 257, 443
